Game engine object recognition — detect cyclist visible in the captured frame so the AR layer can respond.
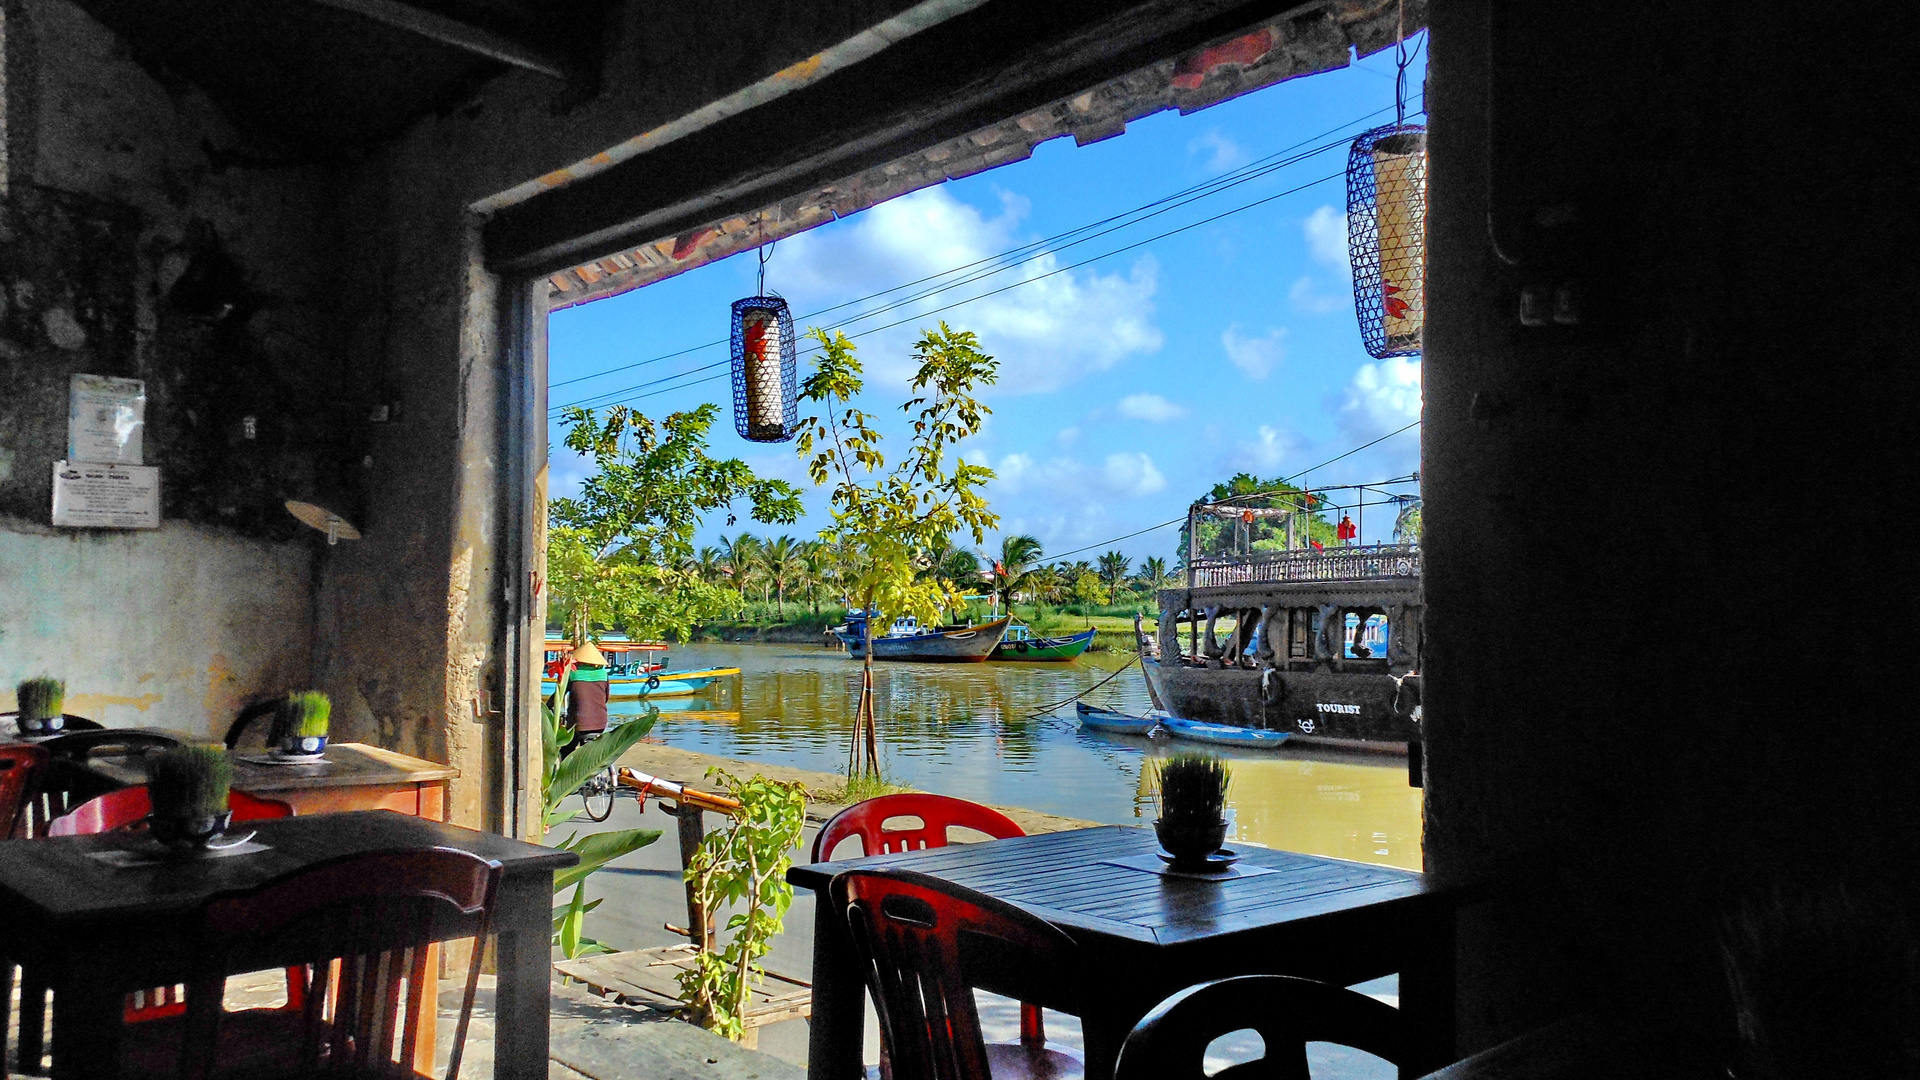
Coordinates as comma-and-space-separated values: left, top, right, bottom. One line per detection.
561, 640, 610, 757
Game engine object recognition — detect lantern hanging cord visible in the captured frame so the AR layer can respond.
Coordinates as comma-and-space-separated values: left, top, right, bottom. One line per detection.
1394, 0, 1409, 127
756, 236, 775, 296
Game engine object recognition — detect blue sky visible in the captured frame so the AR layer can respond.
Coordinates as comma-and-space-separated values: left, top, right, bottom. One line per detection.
548, 34, 1426, 566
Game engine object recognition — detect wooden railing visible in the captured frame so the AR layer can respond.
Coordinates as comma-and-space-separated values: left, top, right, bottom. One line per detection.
1186, 544, 1421, 587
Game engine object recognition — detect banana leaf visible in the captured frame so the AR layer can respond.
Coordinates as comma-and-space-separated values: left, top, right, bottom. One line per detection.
552, 826, 662, 893
543, 710, 658, 829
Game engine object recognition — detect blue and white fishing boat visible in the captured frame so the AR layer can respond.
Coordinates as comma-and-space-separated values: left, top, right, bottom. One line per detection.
1158, 716, 1292, 750
1075, 701, 1166, 736
541, 638, 738, 699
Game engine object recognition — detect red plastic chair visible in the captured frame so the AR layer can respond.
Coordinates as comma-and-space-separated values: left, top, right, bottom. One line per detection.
155, 847, 502, 1080
1112, 975, 1419, 1080
832, 869, 1083, 1080
812, 793, 1026, 862
0, 744, 48, 839
42, 786, 299, 1027
812, 794, 1047, 1048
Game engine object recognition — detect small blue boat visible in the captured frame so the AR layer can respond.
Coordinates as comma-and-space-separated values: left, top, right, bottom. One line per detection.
1075, 701, 1166, 736
1159, 716, 1292, 750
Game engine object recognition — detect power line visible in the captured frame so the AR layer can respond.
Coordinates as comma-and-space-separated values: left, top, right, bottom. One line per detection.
547, 101, 1417, 401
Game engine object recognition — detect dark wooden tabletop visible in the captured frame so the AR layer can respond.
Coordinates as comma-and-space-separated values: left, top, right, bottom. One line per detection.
789, 825, 1439, 947
0, 809, 571, 925
81, 741, 459, 793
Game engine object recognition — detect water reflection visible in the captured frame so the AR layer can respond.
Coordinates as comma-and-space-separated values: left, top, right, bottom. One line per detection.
612, 642, 1422, 870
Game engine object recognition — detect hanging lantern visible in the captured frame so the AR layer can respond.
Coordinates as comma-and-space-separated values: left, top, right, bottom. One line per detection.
730, 295, 797, 443
1346, 123, 1427, 358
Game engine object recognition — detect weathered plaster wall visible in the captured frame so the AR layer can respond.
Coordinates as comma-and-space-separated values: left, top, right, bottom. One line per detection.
1423, 0, 1914, 1050
0, 0, 339, 730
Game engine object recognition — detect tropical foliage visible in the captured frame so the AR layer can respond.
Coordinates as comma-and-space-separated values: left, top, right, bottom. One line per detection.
547, 404, 802, 644
796, 323, 999, 778
677, 770, 810, 1040
542, 669, 662, 959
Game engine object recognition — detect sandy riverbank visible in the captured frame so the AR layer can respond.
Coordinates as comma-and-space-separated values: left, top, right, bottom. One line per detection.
616, 742, 1100, 835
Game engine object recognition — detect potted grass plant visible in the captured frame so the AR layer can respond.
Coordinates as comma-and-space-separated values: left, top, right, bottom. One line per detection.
271, 690, 330, 756
146, 743, 234, 850
15, 677, 66, 736
1153, 753, 1231, 867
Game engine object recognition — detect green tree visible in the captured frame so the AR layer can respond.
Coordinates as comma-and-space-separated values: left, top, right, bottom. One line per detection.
797, 323, 999, 779
988, 533, 1042, 611
721, 532, 763, 599
758, 535, 805, 617
1097, 550, 1133, 604
1177, 473, 1334, 564
549, 406, 801, 643
1070, 569, 1105, 607
1135, 555, 1173, 593
1026, 565, 1061, 605
1391, 497, 1423, 543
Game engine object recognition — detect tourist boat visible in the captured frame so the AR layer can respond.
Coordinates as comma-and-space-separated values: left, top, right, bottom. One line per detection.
833, 614, 1012, 662
1074, 701, 1165, 736
541, 638, 739, 699
1139, 499, 1424, 753
991, 624, 1096, 662
1157, 716, 1291, 749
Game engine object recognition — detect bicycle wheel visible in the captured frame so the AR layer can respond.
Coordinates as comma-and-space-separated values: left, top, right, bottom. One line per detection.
580, 767, 616, 821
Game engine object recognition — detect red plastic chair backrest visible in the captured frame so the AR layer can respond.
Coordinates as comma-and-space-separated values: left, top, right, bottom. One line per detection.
832, 869, 1078, 1080
0, 744, 47, 839
47, 786, 293, 836
812, 793, 1025, 863
180, 846, 502, 1080
1112, 974, 1416, 1080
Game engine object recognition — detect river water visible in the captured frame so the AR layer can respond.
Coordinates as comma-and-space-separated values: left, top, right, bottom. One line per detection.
612, 641, 1423, 870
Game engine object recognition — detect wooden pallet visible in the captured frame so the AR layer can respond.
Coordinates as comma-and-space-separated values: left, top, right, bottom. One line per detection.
554, 943, 812, 1049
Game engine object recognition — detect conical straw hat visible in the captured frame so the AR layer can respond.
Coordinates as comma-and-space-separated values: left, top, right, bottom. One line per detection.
571, 641, 606, 666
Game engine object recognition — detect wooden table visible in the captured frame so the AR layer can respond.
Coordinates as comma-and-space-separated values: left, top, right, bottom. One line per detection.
789, 826, 1460, 1080
82, 741, 458, 819
0, 810, 573, 1079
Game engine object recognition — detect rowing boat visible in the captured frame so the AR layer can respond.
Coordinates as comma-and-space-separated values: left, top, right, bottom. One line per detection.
1158, 716, 1292, 749
1074, 701, 1165, 736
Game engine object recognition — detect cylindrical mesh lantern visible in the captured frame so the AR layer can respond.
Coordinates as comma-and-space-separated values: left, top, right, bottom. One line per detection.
1346, 124, 1427, 358
730, 295, 798, 442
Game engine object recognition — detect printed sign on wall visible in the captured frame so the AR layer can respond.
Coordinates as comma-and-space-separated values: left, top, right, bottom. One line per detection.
51, 461, 160, 528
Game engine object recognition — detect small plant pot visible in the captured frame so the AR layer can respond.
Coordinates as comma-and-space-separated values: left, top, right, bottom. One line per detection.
278, 734, 327, 756
149, 811, 234, 851
17, 713, 65, 737
1154, 817, 1228, 866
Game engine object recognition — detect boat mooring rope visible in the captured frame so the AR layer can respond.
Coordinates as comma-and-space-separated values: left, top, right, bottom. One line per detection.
1024, 655, 1143, 720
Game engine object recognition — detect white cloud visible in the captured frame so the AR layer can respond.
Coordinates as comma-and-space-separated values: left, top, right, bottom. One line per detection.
1221, 324, 1287, 379
1055, 426, 1081, 447
1102, 452, 1166, 496
1229, 424, 1300, 473
1335, 357, 1423, 442
1303, 205, 1350, 276
994, 450, 1164, 498
1115, 393, 1189, 422
1288, 275, 1344, 315
1187, 129, 1247, 174
772, 187, 1163, 394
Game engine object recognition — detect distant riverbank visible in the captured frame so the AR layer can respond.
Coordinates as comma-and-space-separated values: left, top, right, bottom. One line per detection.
690, 609, 1153, 652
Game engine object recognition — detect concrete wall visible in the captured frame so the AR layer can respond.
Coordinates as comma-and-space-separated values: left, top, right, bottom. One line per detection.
0, 0, 339, 734
1422, 0, 1915, 1049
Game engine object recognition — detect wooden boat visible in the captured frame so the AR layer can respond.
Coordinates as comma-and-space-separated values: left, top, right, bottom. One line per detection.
1074, 701, 1165, 736
541, 638, 738, 698
1158, 716, 1292, 749
991, 625, 1095, 662
835, 615, 1012, 662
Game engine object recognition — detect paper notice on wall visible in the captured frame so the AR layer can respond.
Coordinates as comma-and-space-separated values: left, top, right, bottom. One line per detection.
51, 461, 160, 528
68, 374, 146, 465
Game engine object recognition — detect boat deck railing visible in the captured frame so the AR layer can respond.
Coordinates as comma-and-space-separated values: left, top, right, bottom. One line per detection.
1186, 543, 1421, 587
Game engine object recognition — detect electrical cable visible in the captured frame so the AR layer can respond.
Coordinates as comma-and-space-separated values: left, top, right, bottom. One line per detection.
547, 101, 1421, 399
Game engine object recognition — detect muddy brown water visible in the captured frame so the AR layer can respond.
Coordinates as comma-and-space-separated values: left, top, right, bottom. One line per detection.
611, 640, 1422, 870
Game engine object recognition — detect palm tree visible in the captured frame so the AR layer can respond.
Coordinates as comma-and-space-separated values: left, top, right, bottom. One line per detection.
1097, 550, 1132, 605
720, 532, 762, 594
758, 535, 804, 617
1134, 555, 1173, 593
1027, 565, 1062, 604
987, 534, 1042, 612
689, 546, 727, 585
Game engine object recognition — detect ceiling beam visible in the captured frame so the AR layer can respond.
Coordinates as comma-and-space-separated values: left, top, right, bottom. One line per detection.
307, 0, 571, 79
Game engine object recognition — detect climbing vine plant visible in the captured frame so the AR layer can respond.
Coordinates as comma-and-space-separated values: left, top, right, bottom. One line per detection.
676, 770, 810, 1040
